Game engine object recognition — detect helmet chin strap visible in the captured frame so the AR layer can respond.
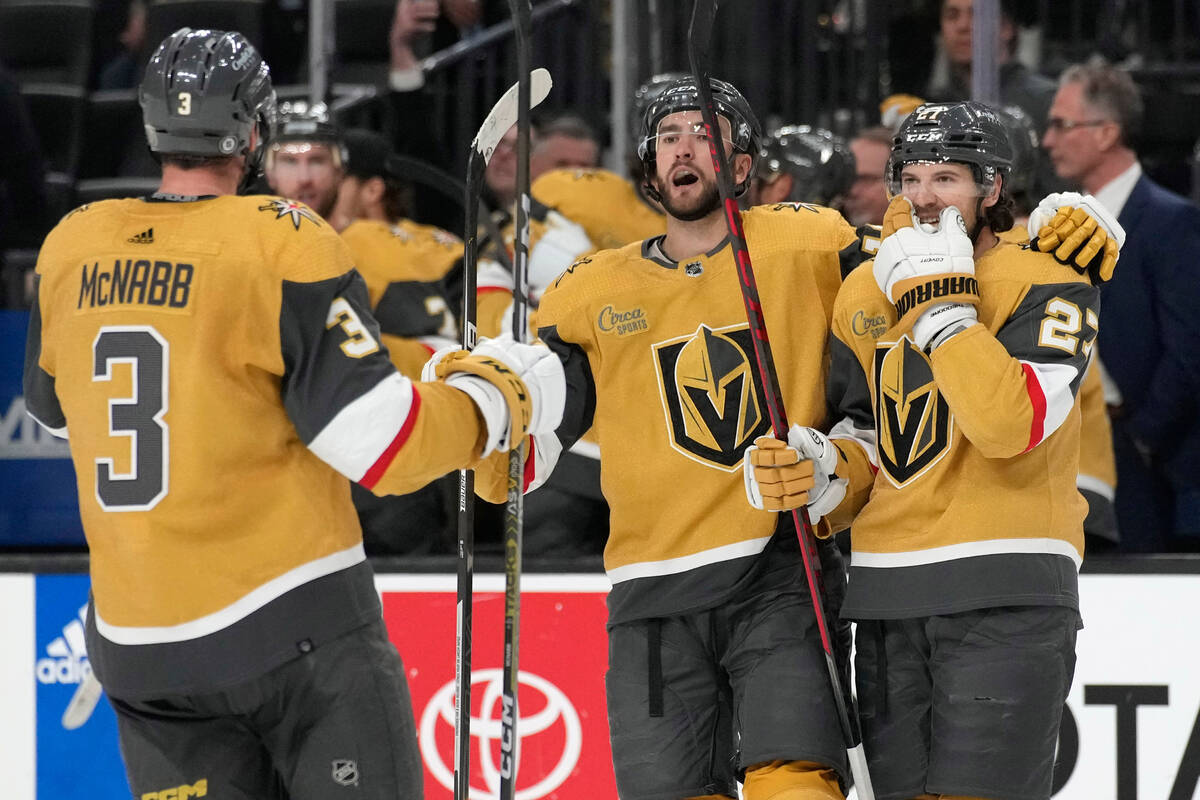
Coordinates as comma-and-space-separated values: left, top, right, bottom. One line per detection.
969, 196, 987, 242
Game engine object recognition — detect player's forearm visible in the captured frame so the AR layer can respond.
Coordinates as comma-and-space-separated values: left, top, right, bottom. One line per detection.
363, 381, 487, 496
931, 324, 1061, 458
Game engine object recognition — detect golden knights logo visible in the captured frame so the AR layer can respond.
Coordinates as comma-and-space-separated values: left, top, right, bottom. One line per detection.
653, 323, 770, 470
874, 337, 952, 486
258, 198, 321, 229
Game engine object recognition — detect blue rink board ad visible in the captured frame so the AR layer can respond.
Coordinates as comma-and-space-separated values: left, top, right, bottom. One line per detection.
34, 574, 130, 798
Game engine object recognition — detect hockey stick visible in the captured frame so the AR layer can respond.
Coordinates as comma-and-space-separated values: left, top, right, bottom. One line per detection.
686, 2, 876, 797
455, 65, 553, 800
62, 669, 102, 730
499, 1, 534, 798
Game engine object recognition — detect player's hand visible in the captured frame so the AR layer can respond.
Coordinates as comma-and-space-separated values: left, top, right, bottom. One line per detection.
424, 333, 565, 456
529, 210, 593, 297
874, 198, 979, 350
744, 426, 847, 521
392, 0, 439, 43
1028, 191, 1124, 283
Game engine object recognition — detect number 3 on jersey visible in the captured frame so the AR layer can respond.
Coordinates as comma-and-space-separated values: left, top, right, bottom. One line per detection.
93, 326, 169, 511
327, 297, 380, 358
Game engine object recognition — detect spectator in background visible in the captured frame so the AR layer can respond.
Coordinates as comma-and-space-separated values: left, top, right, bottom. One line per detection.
843, 126, 893, 226
98, 0, 147, 90
926, 0, 1056, 132
530, 114, 601, 178
0, 63, 48, 308
1043, 61, 1200, 551
926, 0, 1067, 202
387, 0, 462, 232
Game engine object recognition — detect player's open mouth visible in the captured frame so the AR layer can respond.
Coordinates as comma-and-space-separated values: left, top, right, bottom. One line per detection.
672, 169, 699, 187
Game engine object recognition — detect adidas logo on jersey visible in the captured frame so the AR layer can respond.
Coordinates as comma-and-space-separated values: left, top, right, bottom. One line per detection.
128, 228, 155, 244
36, 604, 91, 685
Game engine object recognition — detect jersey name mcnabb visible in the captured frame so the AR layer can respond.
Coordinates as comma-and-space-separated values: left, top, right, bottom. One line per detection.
78, 259, 195, 310
654, 323, 769, 470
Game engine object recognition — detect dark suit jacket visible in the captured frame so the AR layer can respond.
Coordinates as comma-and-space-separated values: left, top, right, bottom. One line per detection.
1101, 174, 1200, 547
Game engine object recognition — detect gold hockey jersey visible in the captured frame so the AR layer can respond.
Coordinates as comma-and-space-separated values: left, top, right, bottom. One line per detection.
536, 203, 856, 624
24, 195, 488, 696
999, 227, 1117, 545
342, 217, 512, 377
827, 235, 1098, 618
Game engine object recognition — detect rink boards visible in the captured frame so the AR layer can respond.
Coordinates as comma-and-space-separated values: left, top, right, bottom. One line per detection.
1, 570, 1198, 799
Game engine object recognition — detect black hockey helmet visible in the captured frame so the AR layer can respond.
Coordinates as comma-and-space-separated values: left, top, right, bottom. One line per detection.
637, 76, 762, 195
630, 71, 689, 145
139, 28, 275, 160
269, 100, 346, 168
760, 124, 855, 206
886, 100, 1013, 197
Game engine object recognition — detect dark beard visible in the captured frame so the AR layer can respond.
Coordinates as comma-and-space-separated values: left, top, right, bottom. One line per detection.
656, 175, 722, 222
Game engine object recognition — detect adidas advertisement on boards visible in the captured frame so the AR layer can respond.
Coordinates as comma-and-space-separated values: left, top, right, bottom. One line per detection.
34, 574, 130, 798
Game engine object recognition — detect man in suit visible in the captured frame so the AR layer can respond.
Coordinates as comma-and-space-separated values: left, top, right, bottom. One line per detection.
1043, 61, 1200, 551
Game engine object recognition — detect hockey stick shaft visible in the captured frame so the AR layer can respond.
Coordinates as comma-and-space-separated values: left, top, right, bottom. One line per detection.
687, 2, 875, 797
454, 67, 552, 800
500, 1, 533, 797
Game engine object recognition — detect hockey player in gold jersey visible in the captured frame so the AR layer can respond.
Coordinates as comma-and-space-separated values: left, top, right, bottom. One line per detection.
333, 128, 516, 553
746, 101, 1114, 800
535, 76, 857, 800
22, 29, 565, 800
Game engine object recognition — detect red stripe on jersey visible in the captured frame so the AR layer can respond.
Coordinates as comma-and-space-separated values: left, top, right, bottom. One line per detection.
477, 286, 510, 295
1021, 362, 1047, 452
524, 437, 536, 492
360, 387, 422, 490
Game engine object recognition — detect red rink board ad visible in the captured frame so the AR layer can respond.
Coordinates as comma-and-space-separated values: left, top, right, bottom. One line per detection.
378, 574, 616, 800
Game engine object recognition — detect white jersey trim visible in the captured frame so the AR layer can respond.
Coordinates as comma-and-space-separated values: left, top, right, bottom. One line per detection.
1077, 472, 1115, 500
607, 535, 772, 585
29, 411, 68, 439
568, 438, 600, 460
829, 416, 877, 467
1022, 359, 1080, 447
94, 543, 367, 645
309, 373, 415, 482
851, 537, 1082, 570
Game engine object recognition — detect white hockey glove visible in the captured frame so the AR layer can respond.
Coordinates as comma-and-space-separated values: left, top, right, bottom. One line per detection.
1028, 191, 1124, 283
528, 210, 593, 297
423, 333, 565, 457
743, 425, 847, 523
874, 199, 979, 351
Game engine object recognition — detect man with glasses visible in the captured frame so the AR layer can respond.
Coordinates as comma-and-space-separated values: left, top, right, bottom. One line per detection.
1043, 62, 1200, 552
844, 126, 894, 227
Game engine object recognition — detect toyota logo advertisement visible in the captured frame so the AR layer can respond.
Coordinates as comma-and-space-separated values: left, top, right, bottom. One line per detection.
380, 573, 616, 800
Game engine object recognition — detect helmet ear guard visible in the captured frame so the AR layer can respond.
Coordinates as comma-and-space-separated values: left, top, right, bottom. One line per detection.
637, 76, 762, 198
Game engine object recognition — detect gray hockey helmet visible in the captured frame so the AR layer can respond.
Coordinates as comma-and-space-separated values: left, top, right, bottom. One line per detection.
760, 125, 855, 206
139, 28, 275, 159
887, 100, 1014, 196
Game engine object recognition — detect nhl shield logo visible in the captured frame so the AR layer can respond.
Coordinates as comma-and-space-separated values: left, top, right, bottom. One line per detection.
873, 336, 952, 487
653, 323, 770, 470
331, 759, 359, 787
